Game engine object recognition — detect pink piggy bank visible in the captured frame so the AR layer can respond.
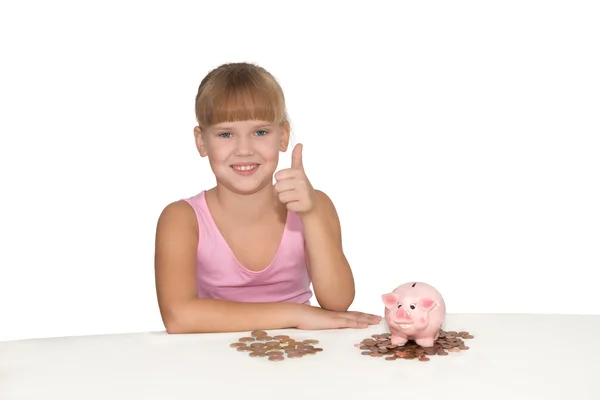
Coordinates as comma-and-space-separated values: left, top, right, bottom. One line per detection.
381, 282, 446, 348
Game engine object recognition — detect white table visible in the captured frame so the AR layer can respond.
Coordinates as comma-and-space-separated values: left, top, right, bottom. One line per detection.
2, 313, 599, 400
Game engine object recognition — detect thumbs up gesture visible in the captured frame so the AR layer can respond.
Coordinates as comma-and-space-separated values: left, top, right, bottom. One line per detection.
274, 143, 317, 215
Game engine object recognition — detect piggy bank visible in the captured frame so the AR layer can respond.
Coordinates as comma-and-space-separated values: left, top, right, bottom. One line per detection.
381, 282, 446, 347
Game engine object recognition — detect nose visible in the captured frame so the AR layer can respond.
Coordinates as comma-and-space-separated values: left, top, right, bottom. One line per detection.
396, 307, 410, 319
234, 135, 254, 156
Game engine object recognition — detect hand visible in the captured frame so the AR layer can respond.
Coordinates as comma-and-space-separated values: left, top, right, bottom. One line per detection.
274, 143, 317, 215
295, 305, 382, 330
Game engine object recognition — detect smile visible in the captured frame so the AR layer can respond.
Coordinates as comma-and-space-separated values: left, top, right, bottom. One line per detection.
231, 164, 258, 171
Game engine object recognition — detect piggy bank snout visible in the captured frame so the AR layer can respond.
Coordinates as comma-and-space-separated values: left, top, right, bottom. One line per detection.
395, 307, 411, 319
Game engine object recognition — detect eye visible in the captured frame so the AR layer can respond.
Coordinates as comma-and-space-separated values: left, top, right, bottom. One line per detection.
397, 303, 402, 308
219, 132, 232, 138
255, 130, 268, 136
410, 303, 416, 310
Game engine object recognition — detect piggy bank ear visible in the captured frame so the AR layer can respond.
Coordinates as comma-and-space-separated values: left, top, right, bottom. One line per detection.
382, 293, 398, 309
419, 297, 438, 311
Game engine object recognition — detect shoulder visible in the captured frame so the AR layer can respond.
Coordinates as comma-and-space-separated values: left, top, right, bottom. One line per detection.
314, 189, 338, 211
156, 200, 198, 234
312, 189, 342, 223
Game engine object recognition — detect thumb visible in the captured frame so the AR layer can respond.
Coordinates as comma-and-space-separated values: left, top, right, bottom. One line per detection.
291, 143, 303, 169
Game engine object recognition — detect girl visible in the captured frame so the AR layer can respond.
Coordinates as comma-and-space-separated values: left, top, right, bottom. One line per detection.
154, 62, 381, 333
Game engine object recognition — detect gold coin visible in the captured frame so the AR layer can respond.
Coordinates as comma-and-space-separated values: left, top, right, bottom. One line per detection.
251, 330, 268, 337
268, 355, 284, 362
239, 337, 255, 342
229, 342, 245, 348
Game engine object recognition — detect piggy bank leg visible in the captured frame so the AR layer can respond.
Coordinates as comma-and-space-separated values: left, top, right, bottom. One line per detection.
415, 337, 435, 347
390, 335, 408, 346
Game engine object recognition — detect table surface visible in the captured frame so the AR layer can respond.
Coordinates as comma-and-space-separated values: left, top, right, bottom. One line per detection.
1, 313, 599, 400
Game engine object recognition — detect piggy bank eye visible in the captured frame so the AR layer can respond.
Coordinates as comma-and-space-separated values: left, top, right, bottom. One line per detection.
410, 303, 416, 309
397, 302, 402, 308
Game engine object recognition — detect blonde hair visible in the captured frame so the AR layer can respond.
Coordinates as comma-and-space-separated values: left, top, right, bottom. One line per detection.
195, 62, 289, 130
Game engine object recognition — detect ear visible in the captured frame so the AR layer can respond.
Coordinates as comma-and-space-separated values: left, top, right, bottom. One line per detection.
381, 293, 398, 310
419, 298, 438, 312
279, 120, 290, 152
194, 126, 208, 157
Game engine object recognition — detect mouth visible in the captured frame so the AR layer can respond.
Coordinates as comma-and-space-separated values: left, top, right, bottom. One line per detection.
231, 163, 259, 175
394, 322, 414, 329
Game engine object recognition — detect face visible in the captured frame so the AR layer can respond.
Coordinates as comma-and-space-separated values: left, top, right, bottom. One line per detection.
194, 120, 290, 195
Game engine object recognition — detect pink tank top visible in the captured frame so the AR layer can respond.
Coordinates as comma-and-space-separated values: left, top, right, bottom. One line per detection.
183, 191, 313, 305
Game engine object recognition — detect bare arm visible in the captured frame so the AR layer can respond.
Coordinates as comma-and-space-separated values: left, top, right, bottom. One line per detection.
154, 200, 305, 333
301, 190, 356, 312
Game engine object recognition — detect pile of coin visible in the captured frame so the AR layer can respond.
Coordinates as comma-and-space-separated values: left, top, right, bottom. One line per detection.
356, 329, 474, 362
229, 330, 323, 362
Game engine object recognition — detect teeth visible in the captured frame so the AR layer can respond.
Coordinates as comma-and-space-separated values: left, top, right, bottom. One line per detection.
233, 165, 257, 171
399, 324, 413, 329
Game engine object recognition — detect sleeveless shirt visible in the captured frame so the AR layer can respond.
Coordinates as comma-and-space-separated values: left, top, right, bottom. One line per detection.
183, 191, 313, 305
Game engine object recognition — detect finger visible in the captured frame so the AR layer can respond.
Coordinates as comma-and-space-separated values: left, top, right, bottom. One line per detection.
274, 168, 302, 182
273, 179, 296, 194
277, 191, 299, 205
346, 311, 382, 325
336, 317, 369, 329
291, 143, 303, 169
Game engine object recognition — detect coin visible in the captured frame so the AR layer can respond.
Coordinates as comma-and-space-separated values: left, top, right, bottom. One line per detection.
231, 330, 325, 361
355, 328, 473, 362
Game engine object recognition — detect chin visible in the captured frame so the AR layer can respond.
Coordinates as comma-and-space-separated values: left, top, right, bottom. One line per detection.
218, 179, 270, 195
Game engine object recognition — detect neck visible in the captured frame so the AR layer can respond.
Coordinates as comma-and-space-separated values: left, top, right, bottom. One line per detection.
210, 181, 284, 225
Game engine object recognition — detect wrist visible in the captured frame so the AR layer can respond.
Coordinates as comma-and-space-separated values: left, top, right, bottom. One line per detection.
284, 302, 311, 328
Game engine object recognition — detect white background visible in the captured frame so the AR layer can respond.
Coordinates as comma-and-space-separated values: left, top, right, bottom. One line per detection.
0, 1, 598, 342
